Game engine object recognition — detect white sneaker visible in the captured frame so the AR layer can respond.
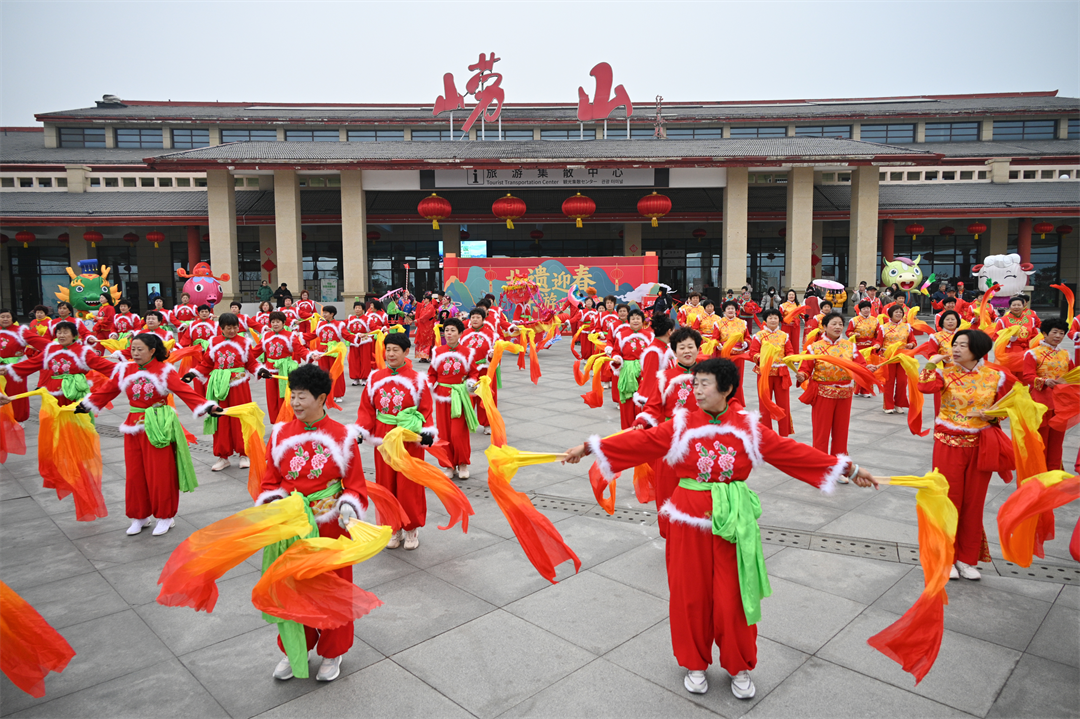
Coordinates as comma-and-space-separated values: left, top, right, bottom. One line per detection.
684, 670, 708, 694
239, 456, 250, 469
949, 564, 959, 580
883, 408, 895, 415
730, 670, 756, 699
386, 530, 403, 549
316, 655, 341, 682
483, 426, 491, 435
457, 464, 470, 480
894, 408, 906, 415
211, 458, 231, 471
441, 466, 455, 480
955, 561, 981, 580
351, 380, 360, 386
152, 518, 175, 536
126, 517, 152, 535
273, 656, 294, 680
404, 529, 419, 550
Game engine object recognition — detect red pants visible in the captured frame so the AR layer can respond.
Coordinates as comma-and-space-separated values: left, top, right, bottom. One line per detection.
435, 400, 471, 467
0, 375, 29, 422
124, 430, 180, 519
473, 383, 498, 428
758, 374, 792, 436
655, 458, 677, 539
666, 487, 757, 673
277, 519, 354, 658
933, 439, 992, 565
882, 364, 908, 410
213, 383, 252, 459
318, 355, 345, 400
619, 397, 639, 430
373, 443, 426, 530
348, 345, 363, 381
265, 379, 286, 423
811, 394, 851, 455
782, 323, 800, 353
1040, 414, 1065, 471
359, 342, 374, 380
732, 362, 746, 409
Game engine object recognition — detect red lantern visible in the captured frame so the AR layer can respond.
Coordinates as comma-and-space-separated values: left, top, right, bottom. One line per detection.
692, 228, 707, 243
417, 193, 451, 230
778, 227, 787, 238
123, 232, 140, 246
967, 222, 987, 240
637, 191, 671, 227
618, 230, 624, 239
57, 232, 70, 244
302, 232, 307, 241
904, 224, 924, 240
367, 230, 381, 242
0, 234, 7, 245
938, 226, 955, 237
202, 232, 210, 242
1033, 221, 1054, 239
15, 231, 35, 248
530, 230, 544, 241
146, 230, 165, 248
1057, 224, 1073, 237
459, 230, 470, 240
493, 194, 526, 230
84, 230, 103, 248
561, 193, 596, 228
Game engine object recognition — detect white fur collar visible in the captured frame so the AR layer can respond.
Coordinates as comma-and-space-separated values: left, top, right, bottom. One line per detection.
665, 408, 763, 468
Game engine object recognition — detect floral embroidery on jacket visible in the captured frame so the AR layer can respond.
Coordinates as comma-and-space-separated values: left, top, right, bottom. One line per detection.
695, 441, 737, 482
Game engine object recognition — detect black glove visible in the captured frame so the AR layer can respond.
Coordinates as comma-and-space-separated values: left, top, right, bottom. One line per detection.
181, 372, 196, 383
73, 402, 91, 414
208, 405, 224, 417
419, 432, 434, 447
256, 368, 272, 380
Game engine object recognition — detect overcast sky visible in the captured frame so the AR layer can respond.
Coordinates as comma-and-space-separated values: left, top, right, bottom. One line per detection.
2, 1, 1077, 125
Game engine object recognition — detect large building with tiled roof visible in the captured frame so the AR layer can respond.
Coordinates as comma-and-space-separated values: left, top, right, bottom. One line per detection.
1, 90, 1077, 314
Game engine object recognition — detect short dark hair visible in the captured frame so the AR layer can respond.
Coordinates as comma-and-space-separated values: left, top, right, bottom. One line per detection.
57, 301, 74, 313
1009, 295, 1028, 306
953, 329, 993, 360
353, 301, 364, 308
603, 295, 617, 305
857, 300, 873, 310
888, 305, 906, 319
942, 297, 957, 306
323, 305, 337, 316
0, 308, 12, 318
703, 299, 715, 309
288, 363, 332, 401
197, 304, 212, 313
117, 298, 131, 308
670, 326, 702, 349
53, 321, 78, 337
32, 305, 50, 315
145, 310, 165, 322
268, 311, 287, 324
476, 299, 491, 309
693, 358, 740, 401
443, 317, 465, 333
469, 307, 487, 320
384, 333, 411, 351
651, 312, 675, 336
866, 285, 878, 292
820, 300, 833, 310
218, 313, 240, 328
937, 310, 961, 329
688, 291, 701, 300
721, 300, 739, 312
1041, 318, 1069, 335
371, 300, 384, 311
132, 333, 169, 362
616, 303, 630, 314
484, 294, 496, 304
822, 312, 845, 329
628, 308, 645, 321
761, 309, 781, 322
230, 301, 242, 310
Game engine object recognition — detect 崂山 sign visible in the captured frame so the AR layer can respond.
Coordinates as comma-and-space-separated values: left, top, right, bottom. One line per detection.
435, 167, 654, 189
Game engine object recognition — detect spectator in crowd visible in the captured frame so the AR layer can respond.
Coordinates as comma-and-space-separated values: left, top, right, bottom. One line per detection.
273, 283, 293, 308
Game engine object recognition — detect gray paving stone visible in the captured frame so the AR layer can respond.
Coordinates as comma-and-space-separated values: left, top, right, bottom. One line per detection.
1056, 583, 1080, 610
391, 521, 504, 570
498, 657, 716, 718
0, 513, 67, 553
0, 538, 95, 591
72, 517, 197, 565
353, 571, 496, 656
816, 510, 920, 545
425, 539, 573, 607
755, 576, 868, 654
543, 514, 656, 570
15, 571, 128, 630
764, 546, 913, 604
394, 610, 595, 719
986, 653, 1080, 719
977, 572, 1064, 603
1026, 604, 1080, 668
352, 546, 423, 589
817, 606, 1021, 715
762, 477, 877, 512
590, 539, 669, 601
99, 549, 257, 606
6, 658, 229, 719
756, 494, 846, 532
743, 657, 970, 719
1, 496, 48, 523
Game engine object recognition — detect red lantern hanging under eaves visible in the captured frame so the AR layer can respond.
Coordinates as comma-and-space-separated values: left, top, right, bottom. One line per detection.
967, 222, 987, 239
459, 230, 470, 240
418, 193, 451, 230
1033, 221, 1054, 239
367, 230, 381, 242
84, 230, 103, 248
562, 193, 596, 228
692, 228, 707, 243
778, 227, 787, 238
147, 230, 165, 248
0, 234, 8, 245
123, 232, 140, 246
938, 226, 955, 237
15, 231, 34, 248
637, 191, 672, 227
530, 230, 544, 241
1056, 224, 1073, 237
493, 194, 526, 230
905, 223, 924, 240
57, 232, 70, 244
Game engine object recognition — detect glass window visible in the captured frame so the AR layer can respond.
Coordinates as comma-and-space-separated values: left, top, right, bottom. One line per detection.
171, 128, 210, 149
992, 119, 1056, 141
859, 124, 915, 143
924, 171, 938, 181
794, 125, 852, 138
478, 129, 535, 141
234, 177, 245, 188
540, 128, 597, 140
285, 129, 340, 142
104, 177, 119, 187
58, 127, 107, 148
176, 177, 190, 187
889, 172, 903, 181
221, 129, 278, 142
664, 127, 724, 140
140, 177, 155, 187
943, 171, 956, 180
1069, 118, 1079, 140
90, 177, 101, 187
56, 177, 67, 188
924, 122, 979, 142
7, 245, 72, 318
346, 129, 406, 141
122, 177, 136, 188
907, 172, 921, 181
602, 126, 654, 139
116, 128, 164, 148
238, 241, 261, 298
17, 178, 31, 187
158, 177, 172, 187
36, 178, 52, 187
411, 129, 466, 141
0, 177, 13, 188
729, 126, 786, 138
194, 177, 208, 187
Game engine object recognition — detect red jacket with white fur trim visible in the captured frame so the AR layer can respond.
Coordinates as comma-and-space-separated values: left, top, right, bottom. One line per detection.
591, 407, 850, 529
634, 364, 698, 428
189, 335, 260, 387
428, 344, 480, 402
5, 340, 116, 400
357, 363, 436, 444
636, 337, 675, 410
257, 415, 368, 525
84, 359, 214, 430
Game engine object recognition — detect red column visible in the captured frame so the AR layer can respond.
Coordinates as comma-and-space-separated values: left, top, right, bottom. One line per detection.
882, 219, 895, 262
644, 251, 659, 284
186, 226, 201, 272
1017, 218, 1033, 264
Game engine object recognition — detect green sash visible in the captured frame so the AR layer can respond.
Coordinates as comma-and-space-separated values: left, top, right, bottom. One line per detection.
438, 382, 479, 432
203, 367, 245, 434
132, 405, 197, 492
271, 357, 299, 395
677, 478, 771, 625
261, 481, 343, 679
616, 358, 642, 403
53, 373, 90, 402
376, 407, 424, 434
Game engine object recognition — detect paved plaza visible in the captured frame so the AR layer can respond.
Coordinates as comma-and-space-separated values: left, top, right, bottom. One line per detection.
0, 340, 1077, 718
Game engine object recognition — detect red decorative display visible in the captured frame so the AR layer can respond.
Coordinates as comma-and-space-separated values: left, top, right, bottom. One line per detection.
576, 62, 633, 122
967, 222, 987, 239
905, 223, 925, 240
778, 227, 787, 238
147, 230, 165, 248
262, 259, 277, 273
83, 230, 102, 248
1033, 221, 1055, 239
938, 226, 955, 237
637, 192, 671, 227
433, 52, 504, 135
367, 230, 381, 241
122, 232, 140, 245
57, 232, 70, 244
0, 234, 7, 245
562, 193, 596, 228
418, 193, 452, 230
15, 231, 34, 248
530, 230, 544, 241
1057, 224, 1073, 237
692, 228, 707, 242
459, 230, 470, 240
493, 194, 526, 229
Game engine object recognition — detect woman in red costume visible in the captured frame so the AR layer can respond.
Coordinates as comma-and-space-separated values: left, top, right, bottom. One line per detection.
413, 292, 439, 363
779, 289, 802, 351
295, 290, 317, 321
918, 309, 960, 415
875, 305, 916, 414
1023, 319, 1074, 471
796, 312, 867, 463
565, 358, 877, 699
748, 309, 794, 436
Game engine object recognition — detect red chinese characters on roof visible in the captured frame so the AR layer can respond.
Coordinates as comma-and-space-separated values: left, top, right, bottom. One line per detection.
432, 52, 505, 134
576, 62, 633, 122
